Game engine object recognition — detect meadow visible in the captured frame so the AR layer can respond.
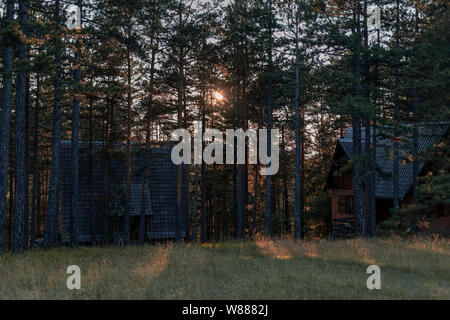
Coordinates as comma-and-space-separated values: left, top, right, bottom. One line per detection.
0, 237, 449, 300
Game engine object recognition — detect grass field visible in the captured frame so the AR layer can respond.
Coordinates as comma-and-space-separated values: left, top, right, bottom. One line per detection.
0, 236, 449, 300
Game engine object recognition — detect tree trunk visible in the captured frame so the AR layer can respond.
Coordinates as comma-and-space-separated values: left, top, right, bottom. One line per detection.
212, 164, 218, 242
369, 29, 380, 237
411, 88, 419, 231
23, 55, 31, 249
88, 94, 95, 245
264, 0, 273, 238
139, 33, 157, 245
293, 13, 303, 239
237, 165, 244, 239
363, 0, 376, 237
0, 0, 15, 253
192, 164, 199, 242
411, 5, 420, 232
13, 0, 28, 253
44, 0, 63, 249
8, 167, 13, 250
125, 43, 132, 245
353, 1, 366, 237
281, 126, 289, 234
70, 0, 82, 248
175, 6, 185, 244
31, 75, 40, 247
184, 164, 191, 242
200, 104, 207, 243
251, 164, 259, 238
392, 0, 401, 214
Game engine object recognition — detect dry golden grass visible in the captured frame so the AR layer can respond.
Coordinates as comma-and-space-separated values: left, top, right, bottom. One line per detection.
0, 236, 449, 300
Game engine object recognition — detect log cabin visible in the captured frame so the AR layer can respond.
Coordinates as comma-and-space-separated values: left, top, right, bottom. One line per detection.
325, 123, 449, 236
59, 142, 186, 243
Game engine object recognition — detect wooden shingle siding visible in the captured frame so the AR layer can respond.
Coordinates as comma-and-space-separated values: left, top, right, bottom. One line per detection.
60, 142, 186, 242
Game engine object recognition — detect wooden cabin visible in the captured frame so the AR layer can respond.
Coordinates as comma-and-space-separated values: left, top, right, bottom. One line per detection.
59, 142, 186, 243
325, 123, 449, 236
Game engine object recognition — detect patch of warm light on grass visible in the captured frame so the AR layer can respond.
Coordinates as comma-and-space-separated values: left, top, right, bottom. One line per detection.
134, 246, 171, 280
302, 242, 319, 258
407, 235, 450, 255
255, 239, 292, 260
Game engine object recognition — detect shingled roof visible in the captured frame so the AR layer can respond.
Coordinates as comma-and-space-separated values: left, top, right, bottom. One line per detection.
335, 123, 447, 199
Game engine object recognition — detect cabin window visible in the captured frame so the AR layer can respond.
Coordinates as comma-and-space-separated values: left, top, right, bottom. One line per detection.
338, 195, 354, 214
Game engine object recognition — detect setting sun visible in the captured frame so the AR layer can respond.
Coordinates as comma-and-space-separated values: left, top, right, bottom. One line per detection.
214, 91, 224, 101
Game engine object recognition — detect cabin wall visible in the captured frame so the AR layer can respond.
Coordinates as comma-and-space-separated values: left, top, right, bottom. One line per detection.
430, 215, 450, 231
331, 189, 392, 227
332, 188, 449, 232
402, 194, 450, 232
59, 142, 186, 243
331, 189, 354, 221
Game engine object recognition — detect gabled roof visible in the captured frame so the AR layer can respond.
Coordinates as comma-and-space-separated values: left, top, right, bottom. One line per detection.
332, 123, 447, 199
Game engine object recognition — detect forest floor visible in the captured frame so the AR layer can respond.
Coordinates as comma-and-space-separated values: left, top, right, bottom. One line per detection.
0, 236, 448, 299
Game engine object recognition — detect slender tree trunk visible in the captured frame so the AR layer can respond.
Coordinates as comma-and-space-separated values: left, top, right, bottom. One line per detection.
125, 43, 132, 245
31, 75, 40, 247
192, 164, 199, 242
192, 104, 200, 242
411, 7, 420, 232
251, 164, 259, 238
0, 0, 15, 253
8, 167, 13, 250
175, 6, 185, 244
237, 165, 244, 239
139, 33, 157, 245
184, 165, 191, 242
293, 13, 303, 240
36, 167, 41, 238
41, 165, 49, 233
411, 87, 419, 231
353, 1, 366, 237
369, 29, 380, 237
70, 0, 82, 248
13, 0, 28, 253
237, 65, 248, 240
281, 126, 289, 234
213, 164, 218, 242
200, 103, 207, 243
44, 0, 63, 249
88, 94, 95, 244
23, 56, 31, 249
175, 88, 183, 243
264, 0, 273, 238
138, 174, 147, 245
392, 0, 401, 214
362, 0, 374, 237
182, 45, 191, 244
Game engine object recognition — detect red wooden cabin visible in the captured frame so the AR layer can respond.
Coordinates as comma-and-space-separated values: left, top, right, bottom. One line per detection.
325, 123, 449, 236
